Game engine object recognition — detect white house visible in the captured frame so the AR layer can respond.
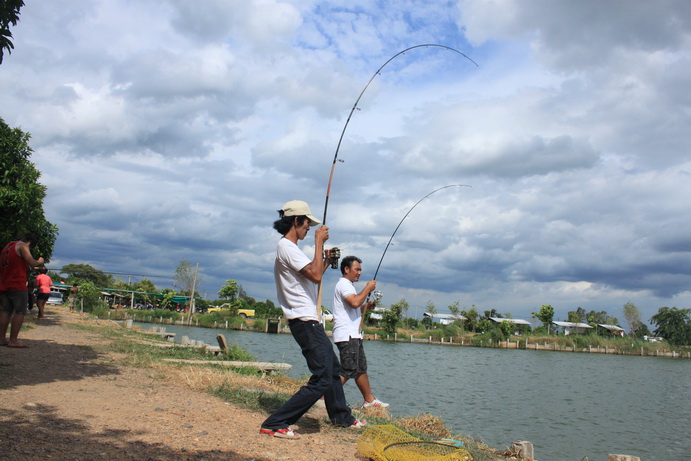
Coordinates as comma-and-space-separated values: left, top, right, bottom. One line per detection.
552, 321, 593, 335
423, 312, 467, 325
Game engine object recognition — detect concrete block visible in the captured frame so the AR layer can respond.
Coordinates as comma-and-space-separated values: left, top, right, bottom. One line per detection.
511, 441, 534, 460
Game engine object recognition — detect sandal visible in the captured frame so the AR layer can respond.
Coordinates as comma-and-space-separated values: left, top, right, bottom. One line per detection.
260, 427, 301, 439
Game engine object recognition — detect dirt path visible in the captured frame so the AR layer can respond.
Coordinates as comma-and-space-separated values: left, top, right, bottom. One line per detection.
0, 308, 364, 460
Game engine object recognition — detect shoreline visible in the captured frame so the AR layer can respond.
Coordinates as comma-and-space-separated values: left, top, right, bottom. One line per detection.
122, 311, 691, 360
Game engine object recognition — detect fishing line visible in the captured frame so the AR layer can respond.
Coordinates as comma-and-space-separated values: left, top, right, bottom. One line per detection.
359, 184, 470, 330
372, 184, 470, 281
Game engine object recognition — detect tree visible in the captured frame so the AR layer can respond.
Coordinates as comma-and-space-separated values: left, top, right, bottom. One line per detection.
461, 306, 479, 332
61, 263, 112, 287
532, 304, 555, 334
650, 307, 691, 346
0, 0, 24, 64
382, 299, 408, 336
447, 301, 460, 317
218, 279, 239, 302
0, 118, 58, 259
134, 279, 157, 294
585, 309, 618, 326
623, 301, 642, 335
632, 323, 651, 339
424, 300, 437, 316
174, 260, 200, 295
483, 308, 499, 320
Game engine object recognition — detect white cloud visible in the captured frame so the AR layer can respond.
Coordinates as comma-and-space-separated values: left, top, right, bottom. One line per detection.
1, 0, 689, 325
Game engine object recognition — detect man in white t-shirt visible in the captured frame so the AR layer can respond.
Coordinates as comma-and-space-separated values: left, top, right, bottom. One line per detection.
260, 200, 364, 440
332, 256, 389, 408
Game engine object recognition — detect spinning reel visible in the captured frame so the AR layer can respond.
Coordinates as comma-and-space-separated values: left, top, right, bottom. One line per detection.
325, 247, 341, 269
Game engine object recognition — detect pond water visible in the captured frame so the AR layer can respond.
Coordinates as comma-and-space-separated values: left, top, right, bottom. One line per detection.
137, 322, 690, 460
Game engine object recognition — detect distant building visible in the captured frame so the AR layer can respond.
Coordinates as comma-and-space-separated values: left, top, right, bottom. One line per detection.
552, 321, 593, 335
489, 317, 531, 326
598, 324, 625, 336
489, 317, 532, 334
423, 312, 467, 325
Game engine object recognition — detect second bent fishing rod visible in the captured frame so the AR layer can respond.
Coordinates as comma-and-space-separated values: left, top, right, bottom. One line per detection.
358, 184, 470, 332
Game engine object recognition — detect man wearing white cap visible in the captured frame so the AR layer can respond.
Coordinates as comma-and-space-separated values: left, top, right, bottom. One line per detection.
260, 200, 365, 439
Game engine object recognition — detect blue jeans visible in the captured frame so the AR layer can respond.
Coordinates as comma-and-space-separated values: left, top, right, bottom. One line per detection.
261, 319, 355, 430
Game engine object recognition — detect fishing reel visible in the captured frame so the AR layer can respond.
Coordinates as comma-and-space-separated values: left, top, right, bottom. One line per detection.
325, 247, 341, 269
372, 290, 382, 301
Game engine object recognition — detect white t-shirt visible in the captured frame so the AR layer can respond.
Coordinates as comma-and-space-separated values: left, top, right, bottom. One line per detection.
274, 238, 319, 321
332, 277, 361, 342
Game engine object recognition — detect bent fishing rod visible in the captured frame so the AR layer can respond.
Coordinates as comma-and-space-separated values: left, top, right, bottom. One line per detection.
321, 44, 478, 226
316, 44, 478, 321
359, 184, 471, 331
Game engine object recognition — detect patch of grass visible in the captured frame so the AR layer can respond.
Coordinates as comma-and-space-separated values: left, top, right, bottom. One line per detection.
210, 381, 290, 414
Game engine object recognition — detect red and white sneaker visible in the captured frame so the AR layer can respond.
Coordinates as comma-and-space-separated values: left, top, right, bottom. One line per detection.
350, 419, 367, 428
259, 427, 301, 439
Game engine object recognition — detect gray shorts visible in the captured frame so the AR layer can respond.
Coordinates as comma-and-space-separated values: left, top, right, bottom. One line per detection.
336, 338, 367, 379
1, 291, 29, 316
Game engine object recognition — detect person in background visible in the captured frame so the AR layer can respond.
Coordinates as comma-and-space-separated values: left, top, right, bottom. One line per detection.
260, 200, 364, 440
34, 266, 53, 319
332, 255, 389, 408
68, 284, 79, 312
0, 233, 44, 348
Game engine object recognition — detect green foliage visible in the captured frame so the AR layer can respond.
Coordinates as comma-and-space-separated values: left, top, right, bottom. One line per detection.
89, 300, 111, 318
585, 309, 619, 327
0, 0, 24, 64
650, 307, 691, 346
75, 281, 101, 311
532, 304, 555, 333
532, 326, 548, 336
632, 323, 651, 339
382, 299, 408, 336
61, 263, 113, 287
0, 118, 58, 258
461, 306, 479, 332
498, 320, 511, 338
477, 318, 493, 333
252, 299, 283, 318
221, 342, 255, 361
150, 308, 180, 320
218, 279, 239, 301
251, 318, 266, 332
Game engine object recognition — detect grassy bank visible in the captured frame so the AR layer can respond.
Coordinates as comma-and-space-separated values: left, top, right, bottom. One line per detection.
72, 314, 517, 460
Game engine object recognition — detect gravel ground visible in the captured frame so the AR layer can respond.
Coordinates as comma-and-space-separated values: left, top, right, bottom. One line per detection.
0, 307, 366, 461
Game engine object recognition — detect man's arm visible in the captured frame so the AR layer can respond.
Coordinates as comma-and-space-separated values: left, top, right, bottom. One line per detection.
299, 226, 329, 283
17, 242, 44, 267
343, 280, 376, 310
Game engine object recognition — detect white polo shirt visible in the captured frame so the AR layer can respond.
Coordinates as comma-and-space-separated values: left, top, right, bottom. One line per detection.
274, 238, 319, 321
332, 277, 362, 342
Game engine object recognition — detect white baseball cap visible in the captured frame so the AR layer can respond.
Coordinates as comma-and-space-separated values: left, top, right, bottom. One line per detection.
280, 200, 321, 226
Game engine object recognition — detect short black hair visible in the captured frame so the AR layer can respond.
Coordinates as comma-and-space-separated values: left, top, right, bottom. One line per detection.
340, 255, 362, 275
20, 232, 37, 244
273, 212, 308, 236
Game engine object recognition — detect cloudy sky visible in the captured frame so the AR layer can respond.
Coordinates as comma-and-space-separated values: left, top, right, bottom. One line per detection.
2, 0, 690, 325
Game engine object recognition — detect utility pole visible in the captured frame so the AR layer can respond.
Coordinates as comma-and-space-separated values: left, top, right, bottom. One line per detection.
186, 263, 199, 324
